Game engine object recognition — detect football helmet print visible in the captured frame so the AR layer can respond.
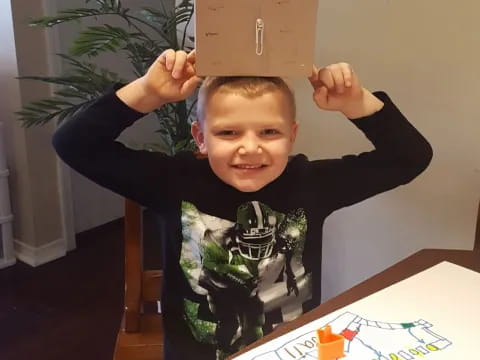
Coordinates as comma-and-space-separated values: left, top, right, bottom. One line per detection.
235, 201, 277, 260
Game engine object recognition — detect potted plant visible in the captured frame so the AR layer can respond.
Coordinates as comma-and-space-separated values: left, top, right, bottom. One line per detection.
17, 0, 196, 155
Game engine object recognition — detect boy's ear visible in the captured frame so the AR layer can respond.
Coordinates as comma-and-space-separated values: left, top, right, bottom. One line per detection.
191, 121, 207, 154
290, 121, 299, 143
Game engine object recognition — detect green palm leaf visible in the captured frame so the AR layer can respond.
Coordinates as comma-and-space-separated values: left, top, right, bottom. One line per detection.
19, 0, 197, 154
70, 25, 141, 57
16, 99, 86, 127
86, 0, 122, 12
29, 8, 115, 27
140, 7, 170, 24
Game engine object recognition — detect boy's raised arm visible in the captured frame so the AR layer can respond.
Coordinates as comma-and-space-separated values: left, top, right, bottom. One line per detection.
51, 50, 201, 210
306, 62, 433, 212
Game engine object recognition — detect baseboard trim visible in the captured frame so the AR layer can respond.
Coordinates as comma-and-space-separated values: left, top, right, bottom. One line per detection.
0, 257, 16, 269
14, 238, 67, 267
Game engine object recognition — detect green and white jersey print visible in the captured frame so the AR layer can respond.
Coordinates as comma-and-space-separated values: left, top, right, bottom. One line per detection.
180, 201, 311, 359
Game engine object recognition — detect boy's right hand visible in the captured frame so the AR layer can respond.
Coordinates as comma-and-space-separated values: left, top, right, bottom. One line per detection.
116, 49, 202, 113
141, 49, 202, 104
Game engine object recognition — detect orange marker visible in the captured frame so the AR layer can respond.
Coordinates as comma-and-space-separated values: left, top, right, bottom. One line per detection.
317, 325, 345, 360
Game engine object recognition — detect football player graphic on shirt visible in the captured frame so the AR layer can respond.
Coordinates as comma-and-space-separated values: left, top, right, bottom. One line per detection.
180, 201, 309, 360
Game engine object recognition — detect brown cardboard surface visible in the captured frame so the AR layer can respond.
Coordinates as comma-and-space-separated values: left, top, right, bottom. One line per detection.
195, 0, 319, 77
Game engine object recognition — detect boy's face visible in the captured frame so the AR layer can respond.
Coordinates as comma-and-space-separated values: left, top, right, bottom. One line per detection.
192, 90, 298, 192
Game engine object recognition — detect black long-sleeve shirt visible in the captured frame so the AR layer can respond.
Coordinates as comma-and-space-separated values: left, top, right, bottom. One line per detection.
52, 88, 432, 360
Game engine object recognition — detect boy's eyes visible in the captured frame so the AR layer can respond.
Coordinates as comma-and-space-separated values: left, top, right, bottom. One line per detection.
261, 129, 280, 136
217, 130, 237, 136
214, 129, 281, 137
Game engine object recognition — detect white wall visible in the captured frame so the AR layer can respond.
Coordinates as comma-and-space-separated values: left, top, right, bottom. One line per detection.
0, 0, 22, 267
0, 3, 22, 164
289, 0, 480, 301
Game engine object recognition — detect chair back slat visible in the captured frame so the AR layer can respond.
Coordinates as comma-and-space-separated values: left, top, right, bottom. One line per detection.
124, 199, 143, 332
143, 270, 163, 302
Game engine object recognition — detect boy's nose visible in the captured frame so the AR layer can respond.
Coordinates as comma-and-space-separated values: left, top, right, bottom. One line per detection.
238, 146, 263, 155
238, 135, 262, 155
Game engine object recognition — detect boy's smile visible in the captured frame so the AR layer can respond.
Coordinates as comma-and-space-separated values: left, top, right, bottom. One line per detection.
192, 91, 298, 192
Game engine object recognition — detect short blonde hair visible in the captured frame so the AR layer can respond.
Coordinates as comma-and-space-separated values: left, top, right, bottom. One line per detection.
196, 76, 296, 123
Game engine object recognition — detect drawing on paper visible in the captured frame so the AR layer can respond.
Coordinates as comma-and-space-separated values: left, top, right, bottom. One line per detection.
248, 312, 452, 360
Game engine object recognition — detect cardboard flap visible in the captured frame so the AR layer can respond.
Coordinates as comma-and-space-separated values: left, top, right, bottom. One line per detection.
195, 0, 319, 77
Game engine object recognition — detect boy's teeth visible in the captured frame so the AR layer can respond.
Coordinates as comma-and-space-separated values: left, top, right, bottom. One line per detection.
236, 164, 262, 169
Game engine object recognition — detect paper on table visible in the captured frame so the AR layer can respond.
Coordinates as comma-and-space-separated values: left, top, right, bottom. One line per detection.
233, 261, 480, 359
194, 0, 319, 77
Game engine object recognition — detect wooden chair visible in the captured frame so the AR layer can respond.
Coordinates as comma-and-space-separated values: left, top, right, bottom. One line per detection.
113, 199, 164, 360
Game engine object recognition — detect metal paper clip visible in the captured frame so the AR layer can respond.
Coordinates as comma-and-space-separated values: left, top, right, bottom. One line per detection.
256, 18, 264, 56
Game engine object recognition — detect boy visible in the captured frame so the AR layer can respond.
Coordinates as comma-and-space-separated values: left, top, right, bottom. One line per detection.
52, 49, 432, 360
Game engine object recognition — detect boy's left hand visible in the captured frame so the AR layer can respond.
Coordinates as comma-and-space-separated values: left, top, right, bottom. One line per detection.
309, 63, 365, 114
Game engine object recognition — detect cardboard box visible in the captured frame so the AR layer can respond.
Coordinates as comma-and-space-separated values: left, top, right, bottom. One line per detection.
195, 0, 319, 77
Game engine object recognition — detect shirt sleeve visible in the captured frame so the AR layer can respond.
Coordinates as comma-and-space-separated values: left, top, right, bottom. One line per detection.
306, 91, 433, 213
52, 85, 185, 211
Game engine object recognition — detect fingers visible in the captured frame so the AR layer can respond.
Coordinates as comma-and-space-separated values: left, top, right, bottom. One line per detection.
158, 49, 175, 70
313, 62, 355, 94
308, 64, 319, 86
328, 63, 352, 94
309, 64, 330, 96
343, 63, 354, 88
171, 51, 187, 79
181, 74, 203, 96
187, 49, 196, 65
321, 66, 335, 91
185, 50, 197, 77
310, 62, 360, 111
329, 65, 345, 94
312, 85, 328, 108
158, 49, 190, 79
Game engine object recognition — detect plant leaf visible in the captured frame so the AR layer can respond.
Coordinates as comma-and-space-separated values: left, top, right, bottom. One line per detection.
70, 25, 141, 57
16, 99, 87, 128
20, 0, 197, 154
29, 8, 111, 27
